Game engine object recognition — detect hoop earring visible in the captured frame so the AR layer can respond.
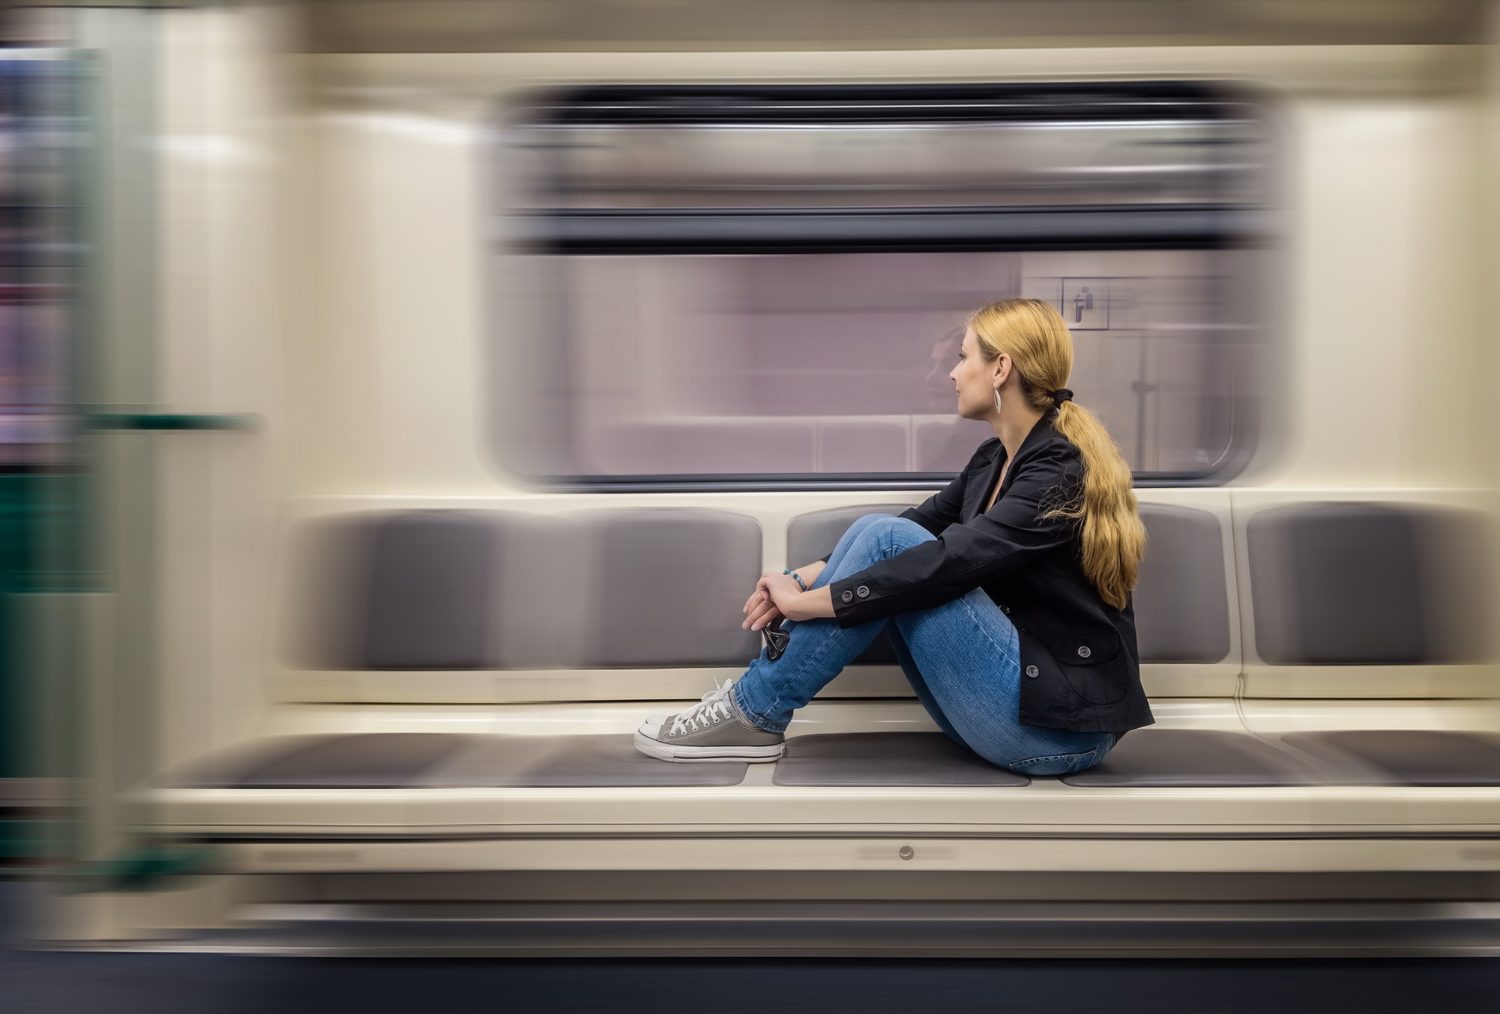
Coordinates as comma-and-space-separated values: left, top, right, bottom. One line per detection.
993, 389, 1003, 413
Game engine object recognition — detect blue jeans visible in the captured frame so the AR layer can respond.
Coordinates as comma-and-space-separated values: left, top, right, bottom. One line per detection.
732, 514, 1117, 776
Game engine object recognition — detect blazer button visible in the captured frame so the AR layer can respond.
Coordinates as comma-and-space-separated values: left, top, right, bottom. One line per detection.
856, 585, 870, 599
1025, 665, 1039, 678
841, 590, 854, 603
1076, 645, 1092, 659
1001, 605, 1011, 615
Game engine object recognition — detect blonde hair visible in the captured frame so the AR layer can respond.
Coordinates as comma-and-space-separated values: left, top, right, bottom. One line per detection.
968, 298, 1145, 610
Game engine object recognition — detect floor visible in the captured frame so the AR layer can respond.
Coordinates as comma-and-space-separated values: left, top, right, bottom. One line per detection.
4, 879, 1500, 1014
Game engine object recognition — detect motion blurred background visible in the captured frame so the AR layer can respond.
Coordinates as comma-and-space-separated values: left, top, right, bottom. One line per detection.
1, 1, 1499, 1003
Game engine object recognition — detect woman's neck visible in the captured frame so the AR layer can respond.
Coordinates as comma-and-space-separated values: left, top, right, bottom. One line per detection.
991, 401, 1045, 462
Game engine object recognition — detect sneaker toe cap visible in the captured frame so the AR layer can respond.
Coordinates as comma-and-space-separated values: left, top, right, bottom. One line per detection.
637, 715, 670, 736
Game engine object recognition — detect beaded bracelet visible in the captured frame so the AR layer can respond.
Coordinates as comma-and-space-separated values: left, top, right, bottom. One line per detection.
782, 568, 809, 592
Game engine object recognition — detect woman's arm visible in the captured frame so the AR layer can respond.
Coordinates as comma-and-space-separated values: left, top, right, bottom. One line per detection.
742, 560, 829, 630
757, 573, 833, 625
826, 443, 1081, 628
743, 572, 835, 629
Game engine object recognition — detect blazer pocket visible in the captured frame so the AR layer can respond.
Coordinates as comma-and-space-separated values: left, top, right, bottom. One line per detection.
1044, 629, 1126, 705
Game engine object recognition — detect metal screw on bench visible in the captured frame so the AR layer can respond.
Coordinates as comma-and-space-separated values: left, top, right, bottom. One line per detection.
899, 845, 915, 861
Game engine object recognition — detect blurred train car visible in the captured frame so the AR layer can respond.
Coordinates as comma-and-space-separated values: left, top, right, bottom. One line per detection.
11, 0, 1500, 955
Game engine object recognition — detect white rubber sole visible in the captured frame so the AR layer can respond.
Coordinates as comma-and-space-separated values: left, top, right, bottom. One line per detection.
633, 729, 785, 763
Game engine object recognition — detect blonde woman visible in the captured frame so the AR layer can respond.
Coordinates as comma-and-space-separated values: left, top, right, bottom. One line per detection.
635, 298, 1153, 775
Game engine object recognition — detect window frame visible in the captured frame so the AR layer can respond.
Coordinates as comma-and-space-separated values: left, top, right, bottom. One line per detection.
489, 81, 1275, 491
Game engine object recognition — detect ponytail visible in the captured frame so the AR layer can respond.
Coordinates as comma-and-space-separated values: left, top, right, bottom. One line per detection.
1046, 400, 1144, 610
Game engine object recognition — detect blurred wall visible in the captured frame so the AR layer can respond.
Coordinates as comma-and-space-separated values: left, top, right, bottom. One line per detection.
287, 42, 1494, 493
39, 1, 1499, 786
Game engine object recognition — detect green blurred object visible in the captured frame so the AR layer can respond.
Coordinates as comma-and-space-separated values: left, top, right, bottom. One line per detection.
1, 471, 91, 864
85, 412, 258, 432
68, 843, 221, 892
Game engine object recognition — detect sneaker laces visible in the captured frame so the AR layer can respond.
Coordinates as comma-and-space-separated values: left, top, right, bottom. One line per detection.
669, 678, 739, 736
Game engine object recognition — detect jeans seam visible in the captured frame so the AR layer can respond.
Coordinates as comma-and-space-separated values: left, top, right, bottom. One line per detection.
1010, 747, 1099, 772
731, 681, 785, 734
758, 619, 846, 730
952, 594, 1019, 672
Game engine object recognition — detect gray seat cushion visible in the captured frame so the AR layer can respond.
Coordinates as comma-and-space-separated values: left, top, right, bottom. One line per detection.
1280, 730, 1500, 786
1062, 729, 1315, 787
422, 735, 747, 787
281, 514, 377, 670
1135, 504, 1230, 663
1247, 503, 1494, 665
772, 732, 1027, 786
575, 509, 763, 667
283, 511, 502, 670
174, 734, 473, 789
365, 512, 502, 669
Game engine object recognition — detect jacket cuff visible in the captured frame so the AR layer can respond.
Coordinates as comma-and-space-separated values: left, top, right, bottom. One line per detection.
829, 575, 879, 628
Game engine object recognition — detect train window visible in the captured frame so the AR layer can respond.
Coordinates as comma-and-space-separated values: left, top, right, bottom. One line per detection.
492, 84, 1274, 489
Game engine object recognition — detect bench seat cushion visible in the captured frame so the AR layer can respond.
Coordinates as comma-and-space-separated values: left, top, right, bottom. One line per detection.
1280, 730, 1500, 786
772, 732, 1027, 786
174, 733, 472, 789
420, 734, 748, 787
175, 734, 747, 789
1062, 729, 1316, 787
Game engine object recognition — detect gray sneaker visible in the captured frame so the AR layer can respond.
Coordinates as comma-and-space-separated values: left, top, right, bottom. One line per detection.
634, 678, 785, 762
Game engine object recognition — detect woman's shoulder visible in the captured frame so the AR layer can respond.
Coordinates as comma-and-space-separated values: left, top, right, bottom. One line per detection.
1018, 429, 1085, 486
1018, 423, 1081, 465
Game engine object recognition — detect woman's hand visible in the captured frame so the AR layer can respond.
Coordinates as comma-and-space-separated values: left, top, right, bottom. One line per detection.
743, 572, 809, 629
743, 572, 792, 630
743, 569, 838, 630
742, 576, 784, 631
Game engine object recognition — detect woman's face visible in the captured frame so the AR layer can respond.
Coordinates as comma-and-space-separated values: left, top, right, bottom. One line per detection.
949, 327, 1006, 419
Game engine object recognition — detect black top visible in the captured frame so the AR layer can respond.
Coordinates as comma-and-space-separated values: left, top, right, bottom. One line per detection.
830, 413, 1155, 735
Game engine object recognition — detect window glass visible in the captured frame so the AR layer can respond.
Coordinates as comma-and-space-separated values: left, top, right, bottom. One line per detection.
492, 83, 1270, 486
500, 246, 1256, 481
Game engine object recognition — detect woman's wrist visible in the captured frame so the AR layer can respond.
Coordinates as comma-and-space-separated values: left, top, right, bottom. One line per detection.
785, 586, 834, 622
782, 567, 809, 592
795, 561, 826, 587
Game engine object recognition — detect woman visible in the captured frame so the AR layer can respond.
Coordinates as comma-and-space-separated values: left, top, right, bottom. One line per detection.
634, 298, 1153, 776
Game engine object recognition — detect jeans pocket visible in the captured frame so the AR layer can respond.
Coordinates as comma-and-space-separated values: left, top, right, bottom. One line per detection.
1008, 745, 1107, 777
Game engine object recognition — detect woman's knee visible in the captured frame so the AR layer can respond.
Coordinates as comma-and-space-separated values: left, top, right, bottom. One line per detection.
827, 515, 933, 577
855, 514, 931, 553
838, 512, 891, 544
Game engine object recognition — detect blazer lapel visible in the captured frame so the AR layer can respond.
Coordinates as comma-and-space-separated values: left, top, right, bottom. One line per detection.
989, 412, 1059, 508
965, 442, 1007, 522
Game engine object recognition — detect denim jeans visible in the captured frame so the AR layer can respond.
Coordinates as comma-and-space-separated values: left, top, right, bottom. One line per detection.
732, 514, 1117, 776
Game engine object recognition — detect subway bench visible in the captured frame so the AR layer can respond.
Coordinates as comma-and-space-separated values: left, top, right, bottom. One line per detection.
147, 494, 1500, 875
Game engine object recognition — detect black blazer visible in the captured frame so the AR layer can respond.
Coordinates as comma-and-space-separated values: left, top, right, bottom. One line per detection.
828, 412, 1154, 734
